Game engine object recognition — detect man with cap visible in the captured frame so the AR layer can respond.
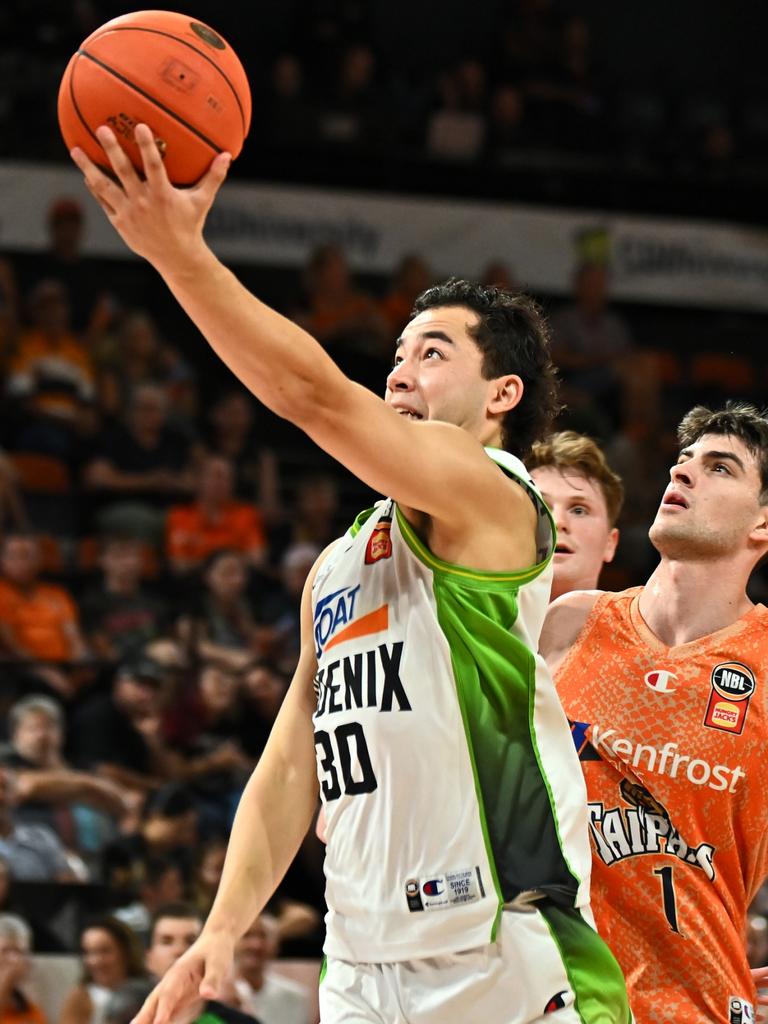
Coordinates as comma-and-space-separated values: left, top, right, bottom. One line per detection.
67, 655, 177, 794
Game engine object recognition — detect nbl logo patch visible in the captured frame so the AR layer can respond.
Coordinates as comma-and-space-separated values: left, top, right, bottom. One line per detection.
704, 662, 756, 735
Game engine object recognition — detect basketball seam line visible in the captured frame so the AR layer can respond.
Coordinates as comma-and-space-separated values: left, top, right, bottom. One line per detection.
86, 25, 247, 134
77, 49, 223, 155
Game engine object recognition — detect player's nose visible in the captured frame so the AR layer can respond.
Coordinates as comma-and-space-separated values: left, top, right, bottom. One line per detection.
670, 460, 695, 487
386, 359, 415, 392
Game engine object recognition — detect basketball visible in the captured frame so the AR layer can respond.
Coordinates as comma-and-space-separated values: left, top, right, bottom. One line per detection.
57, 10, 251, 185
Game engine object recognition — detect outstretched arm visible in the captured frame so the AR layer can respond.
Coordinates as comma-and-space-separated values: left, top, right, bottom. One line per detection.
71, 128, 528, 542
131, 549, 324, 1024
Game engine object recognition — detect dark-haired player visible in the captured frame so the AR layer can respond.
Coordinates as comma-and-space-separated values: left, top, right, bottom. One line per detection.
71, 127, 629, 1024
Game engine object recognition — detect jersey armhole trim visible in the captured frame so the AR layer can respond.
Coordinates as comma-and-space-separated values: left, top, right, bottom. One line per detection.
394, 505, 551, 586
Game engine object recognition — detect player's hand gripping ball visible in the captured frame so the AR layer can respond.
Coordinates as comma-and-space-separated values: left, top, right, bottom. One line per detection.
58, 10, 251, 185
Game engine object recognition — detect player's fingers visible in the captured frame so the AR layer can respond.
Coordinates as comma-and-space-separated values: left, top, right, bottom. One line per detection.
95, 125, 142, 196
71, 147, 126, 215
83, 179, 118, 219
133, 122, 171, 189
191, 152, 231, 207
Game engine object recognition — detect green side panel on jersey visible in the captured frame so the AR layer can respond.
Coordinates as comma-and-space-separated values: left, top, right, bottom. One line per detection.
430, 572, 582, 912
541, 904, 633, 1024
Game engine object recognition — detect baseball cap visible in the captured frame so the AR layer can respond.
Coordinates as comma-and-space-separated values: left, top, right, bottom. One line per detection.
116, 655, 166, 687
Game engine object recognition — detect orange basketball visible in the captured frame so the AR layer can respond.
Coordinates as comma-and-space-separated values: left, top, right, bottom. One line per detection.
58, 10, 251, 185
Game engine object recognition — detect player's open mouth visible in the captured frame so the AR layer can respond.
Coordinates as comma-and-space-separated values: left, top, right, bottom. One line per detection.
554, 544, 574, 555
394, 407, 424, 420
662, 490, 688, 509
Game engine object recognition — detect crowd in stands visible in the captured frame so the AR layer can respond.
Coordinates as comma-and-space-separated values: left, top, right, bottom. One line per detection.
1, 5, 767, 1013
1, 0, 767, 194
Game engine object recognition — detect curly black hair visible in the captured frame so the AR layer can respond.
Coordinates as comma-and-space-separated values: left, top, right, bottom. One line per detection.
410, 279, 560, 460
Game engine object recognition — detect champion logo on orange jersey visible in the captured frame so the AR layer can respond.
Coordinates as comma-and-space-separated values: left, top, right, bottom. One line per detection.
703, 662, 756, 736
365, 516, 393, 564
645, 669, 678, 693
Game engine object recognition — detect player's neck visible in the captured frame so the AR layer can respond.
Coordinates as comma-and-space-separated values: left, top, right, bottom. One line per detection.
639, 558, 753, 647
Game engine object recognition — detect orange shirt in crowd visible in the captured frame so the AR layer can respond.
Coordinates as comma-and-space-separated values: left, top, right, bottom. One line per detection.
0, 1001, 46, 1024
165, 501, 266, 565
556, 588, 768, 1024
7, 330, 94, 420
0, 580, 80, 662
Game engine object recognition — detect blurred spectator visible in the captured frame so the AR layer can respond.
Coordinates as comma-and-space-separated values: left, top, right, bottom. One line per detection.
144, 903, 254, 1024
426, 70, 486, 161
0, 258, 19, 339
83, 383, 196, 542
550, 262, 635, 432
0, 695, 128, 856
67, 656, 176, 795
256, 543, 320, 670
0, 454, 26, 533
378, 255, 433, 336
485, 84, 527, 161
165, 457, 267, 574
276, 473, 342, 556
317, 43, 381, 150
22, 198, 116, 338
294, 245, 387, 355
239, 665, 288, 756
190, 838, 227, 918
0, 767, 73, 882
0, 533, 88, 699
96, 311, 196, 429
103, 979, 154, 1024
163, 666, 252, 836
79, 536, 170, 664
260, 54, 314, 152
101, 785, 198, 893
176, 550, 265, 673
204, 392, 260, 500
0, 913, 45, 1024
6, 279, 96, 458
481, 261, 519, 291
234, 914, 312, 1024
748, 912, 768, 969
59, 917, 146, 1024
113, 856, 185, 947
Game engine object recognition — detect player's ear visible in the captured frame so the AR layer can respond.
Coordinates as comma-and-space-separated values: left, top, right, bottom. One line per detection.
749, 501, 768, 550
603, 527, 620, 564
488, 374, 523, 416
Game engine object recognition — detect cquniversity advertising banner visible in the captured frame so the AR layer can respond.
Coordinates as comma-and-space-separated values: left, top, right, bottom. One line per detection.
2, 159, 768, 311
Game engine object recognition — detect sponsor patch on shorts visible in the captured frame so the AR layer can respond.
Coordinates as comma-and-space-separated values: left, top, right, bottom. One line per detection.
728, 995, 754, 1023
405, 867, 484, 912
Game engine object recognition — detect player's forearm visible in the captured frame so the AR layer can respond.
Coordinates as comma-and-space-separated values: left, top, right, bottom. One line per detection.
160, 246, 347, 424
202, 711, 319, 940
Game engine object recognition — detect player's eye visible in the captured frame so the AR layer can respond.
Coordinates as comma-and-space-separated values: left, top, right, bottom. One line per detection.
713, 463, 731, 474
570, 505, 588, 516
424, 347, 443, 360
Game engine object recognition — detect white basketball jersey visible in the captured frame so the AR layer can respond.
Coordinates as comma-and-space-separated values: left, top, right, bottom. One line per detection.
312, 448, 593, 962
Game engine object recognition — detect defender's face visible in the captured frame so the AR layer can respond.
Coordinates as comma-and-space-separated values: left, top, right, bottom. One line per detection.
385, 307, 493, 438
650, 434, 767, 559
532, 466, 618, 599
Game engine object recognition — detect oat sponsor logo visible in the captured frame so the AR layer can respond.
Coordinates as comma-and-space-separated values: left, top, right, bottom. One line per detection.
704, 662, 756, 736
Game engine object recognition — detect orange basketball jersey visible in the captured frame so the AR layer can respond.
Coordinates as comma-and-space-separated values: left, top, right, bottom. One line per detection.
556, 588, 768, 1024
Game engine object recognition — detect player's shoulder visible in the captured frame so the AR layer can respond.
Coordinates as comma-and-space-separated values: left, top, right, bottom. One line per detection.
540, 589, 606, 666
